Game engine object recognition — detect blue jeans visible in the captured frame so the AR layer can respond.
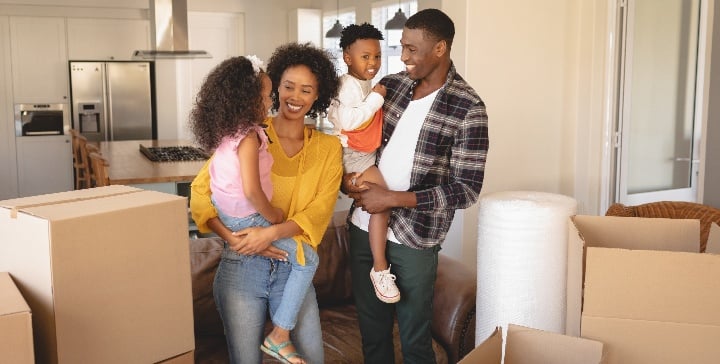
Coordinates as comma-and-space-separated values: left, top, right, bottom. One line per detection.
214, 208, 321, 363
213, 251, 324, 363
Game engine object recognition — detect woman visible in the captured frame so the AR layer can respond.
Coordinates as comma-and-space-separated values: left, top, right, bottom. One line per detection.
190, 42, 341, 364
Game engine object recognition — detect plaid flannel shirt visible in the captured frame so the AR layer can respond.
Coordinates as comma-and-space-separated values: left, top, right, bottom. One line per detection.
372, 63, 488, 249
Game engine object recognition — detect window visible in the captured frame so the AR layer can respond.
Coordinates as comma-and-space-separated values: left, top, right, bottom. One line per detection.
372, 1, 418, 79
318, 2, 418, 131
323, 8, 356, 75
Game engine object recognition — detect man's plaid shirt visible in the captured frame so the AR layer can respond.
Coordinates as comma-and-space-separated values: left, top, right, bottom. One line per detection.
370, 63, 489, 249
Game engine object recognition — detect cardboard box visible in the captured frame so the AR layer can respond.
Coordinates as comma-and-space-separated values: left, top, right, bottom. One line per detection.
0, 272, 34, 364
566, 215, 720, 364
566, 215, 704, 336
459, 324, 603, 364
706, 223, 720, 254
0, 186, 194, 364
581, 248, 720, 364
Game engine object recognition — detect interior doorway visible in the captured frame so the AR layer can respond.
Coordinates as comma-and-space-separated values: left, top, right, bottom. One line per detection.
612, 0, 708, 205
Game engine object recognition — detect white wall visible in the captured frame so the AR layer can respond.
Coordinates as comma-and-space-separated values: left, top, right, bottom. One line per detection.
463, 0, 611, 269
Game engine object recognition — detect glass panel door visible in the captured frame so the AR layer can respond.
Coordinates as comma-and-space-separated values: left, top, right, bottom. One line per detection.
617, 0, 703, 205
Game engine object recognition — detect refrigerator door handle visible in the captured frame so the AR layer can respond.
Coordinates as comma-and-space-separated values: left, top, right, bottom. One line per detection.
104, 64, 113, 141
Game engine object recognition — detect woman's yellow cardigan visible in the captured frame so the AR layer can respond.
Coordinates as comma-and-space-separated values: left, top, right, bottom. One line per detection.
190, 118, 343, 265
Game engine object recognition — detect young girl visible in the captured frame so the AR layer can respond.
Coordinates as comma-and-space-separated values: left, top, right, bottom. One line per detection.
328, 23, 400, 304
189, 55, 317, 364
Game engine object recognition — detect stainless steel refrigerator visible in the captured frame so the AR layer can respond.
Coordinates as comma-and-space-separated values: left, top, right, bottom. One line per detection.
69, 61, 156, 143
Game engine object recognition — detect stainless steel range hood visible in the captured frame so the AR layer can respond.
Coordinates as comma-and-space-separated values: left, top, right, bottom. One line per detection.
133, 0, 211, 60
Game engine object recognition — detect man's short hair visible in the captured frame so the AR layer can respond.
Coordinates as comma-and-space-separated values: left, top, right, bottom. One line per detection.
405, 8, 455, 49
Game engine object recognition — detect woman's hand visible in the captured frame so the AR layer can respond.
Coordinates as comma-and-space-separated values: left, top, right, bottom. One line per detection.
231, 225, 288, 260
207, 215, 288, 260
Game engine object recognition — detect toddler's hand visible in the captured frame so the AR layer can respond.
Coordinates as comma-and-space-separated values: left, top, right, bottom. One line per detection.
372, 84, 387, 98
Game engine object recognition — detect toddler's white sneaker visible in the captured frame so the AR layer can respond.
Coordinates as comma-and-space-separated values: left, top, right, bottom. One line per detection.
369, 265, 401, 303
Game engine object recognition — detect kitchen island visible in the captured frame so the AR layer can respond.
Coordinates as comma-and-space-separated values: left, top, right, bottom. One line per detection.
99, 139, 207, 194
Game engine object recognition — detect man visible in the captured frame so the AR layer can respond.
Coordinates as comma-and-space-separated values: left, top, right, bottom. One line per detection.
343, 8, 489, 364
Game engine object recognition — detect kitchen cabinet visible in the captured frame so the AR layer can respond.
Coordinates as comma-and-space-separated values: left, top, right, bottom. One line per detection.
10, 16, 68, 104
15, 135, 73, 197
67, 18, 151, 61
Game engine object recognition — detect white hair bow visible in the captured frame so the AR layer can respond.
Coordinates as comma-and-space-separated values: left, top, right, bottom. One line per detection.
246, 55, 265, 74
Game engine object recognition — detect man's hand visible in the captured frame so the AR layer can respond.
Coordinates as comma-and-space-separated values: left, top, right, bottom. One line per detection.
353, 181, 392, 214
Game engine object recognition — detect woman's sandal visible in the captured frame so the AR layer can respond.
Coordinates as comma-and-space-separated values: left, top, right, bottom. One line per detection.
260, 336, 304, 364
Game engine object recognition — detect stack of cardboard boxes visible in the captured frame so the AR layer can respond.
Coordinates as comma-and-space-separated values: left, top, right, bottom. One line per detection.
4, 186, 719, 363
0, 186, 195, 363
464, 214, 720, 364
0, 272, 34, 363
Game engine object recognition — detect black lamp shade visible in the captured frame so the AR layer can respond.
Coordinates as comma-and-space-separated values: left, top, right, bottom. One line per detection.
326, 20, 343, 38
385, 8, 408, 30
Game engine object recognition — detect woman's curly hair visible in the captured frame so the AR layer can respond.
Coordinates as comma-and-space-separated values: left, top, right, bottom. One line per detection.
189, 56, 266, 151
266, 42, 339, 119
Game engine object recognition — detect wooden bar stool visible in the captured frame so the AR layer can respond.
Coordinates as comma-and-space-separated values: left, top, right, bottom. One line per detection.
88, 151, 109, 187
69, 129, 92, 189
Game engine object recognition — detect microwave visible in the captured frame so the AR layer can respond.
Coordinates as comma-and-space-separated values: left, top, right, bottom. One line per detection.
14, 103, 69, 136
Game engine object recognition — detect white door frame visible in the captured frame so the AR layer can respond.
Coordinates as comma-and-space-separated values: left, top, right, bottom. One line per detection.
600, 0, 712, 209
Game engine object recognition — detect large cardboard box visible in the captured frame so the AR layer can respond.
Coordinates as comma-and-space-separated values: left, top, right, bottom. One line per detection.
0, 186, 194, 364
706, 223, 720, 253
581, 248, 720, 364
0, 272, 34, 364
566, 215, 720, 364
566, 215, 702, 335
459, 324, 603, 364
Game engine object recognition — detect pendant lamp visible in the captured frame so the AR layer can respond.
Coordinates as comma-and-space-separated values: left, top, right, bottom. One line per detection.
385, 1, 408, 30
325, 0, 343, 38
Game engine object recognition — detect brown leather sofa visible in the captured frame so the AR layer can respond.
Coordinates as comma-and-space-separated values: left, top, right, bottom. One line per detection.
606, 201, 720, 253
189, 211, 477, 363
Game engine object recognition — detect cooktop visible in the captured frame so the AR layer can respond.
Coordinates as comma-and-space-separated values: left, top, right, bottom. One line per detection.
139, 144, 210, 162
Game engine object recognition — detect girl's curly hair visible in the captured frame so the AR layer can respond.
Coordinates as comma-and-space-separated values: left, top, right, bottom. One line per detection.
266, 42, 339, 119
189, 56, 266, 151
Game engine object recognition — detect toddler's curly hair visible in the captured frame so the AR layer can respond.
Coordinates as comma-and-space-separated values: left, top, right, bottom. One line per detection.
339, 23, 384, 50
266, 42, 339, 119
189, 56, 266, 151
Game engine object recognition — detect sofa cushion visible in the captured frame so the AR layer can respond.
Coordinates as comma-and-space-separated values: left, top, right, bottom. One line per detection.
313, 211, 354, 305
189, 237, 224, 337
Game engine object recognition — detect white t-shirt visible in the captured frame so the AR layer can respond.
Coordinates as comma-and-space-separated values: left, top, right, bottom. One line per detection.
351, 89, 440, 243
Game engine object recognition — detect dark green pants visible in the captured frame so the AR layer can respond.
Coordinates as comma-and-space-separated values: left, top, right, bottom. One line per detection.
349, 223, 439, 364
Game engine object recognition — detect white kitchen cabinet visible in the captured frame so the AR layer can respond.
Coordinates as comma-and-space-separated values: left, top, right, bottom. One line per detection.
15, 135, 73, 197
67, 18, 151, 61
10, 16, 68, 104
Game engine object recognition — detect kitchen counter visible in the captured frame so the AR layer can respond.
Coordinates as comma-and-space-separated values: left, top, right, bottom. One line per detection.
99, 139, 206, 185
